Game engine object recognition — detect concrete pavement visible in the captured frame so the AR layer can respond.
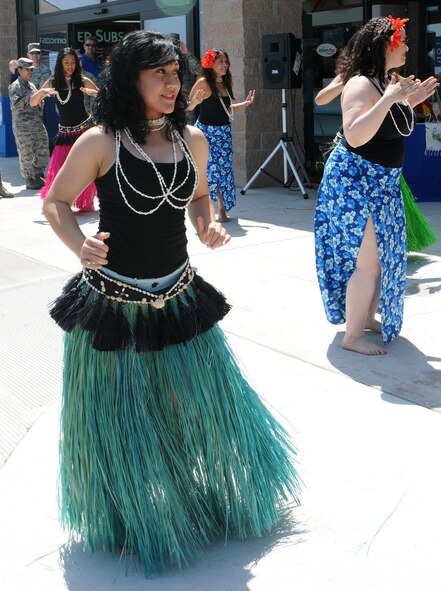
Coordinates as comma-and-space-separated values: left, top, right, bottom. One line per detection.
0, 154, 441, 590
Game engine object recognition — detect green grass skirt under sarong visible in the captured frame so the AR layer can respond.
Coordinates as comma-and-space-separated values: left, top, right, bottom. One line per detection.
59, 313, 301, 575
400, 175, 437, 252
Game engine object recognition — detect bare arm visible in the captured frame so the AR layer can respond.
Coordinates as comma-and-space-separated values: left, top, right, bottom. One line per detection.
184, 126, 230, 249
80, 76, 99, 97
230, 89, 255, 111
43, 127, 114, 268
342, 74, 419, 147
187, 77, 210, 111
30, 79, 56, 106
315, 75, 343, 106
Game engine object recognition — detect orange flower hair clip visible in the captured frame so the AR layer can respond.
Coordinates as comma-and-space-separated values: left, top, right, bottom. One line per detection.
388, 15, 409, 50
201, 49, 217, 69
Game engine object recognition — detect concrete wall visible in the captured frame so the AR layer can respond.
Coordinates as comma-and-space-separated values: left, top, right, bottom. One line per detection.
201, 0, 303, 187
0, 0, 18, 96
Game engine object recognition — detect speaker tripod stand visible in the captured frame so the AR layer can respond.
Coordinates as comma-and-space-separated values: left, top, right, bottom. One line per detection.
240, 89, 312, 199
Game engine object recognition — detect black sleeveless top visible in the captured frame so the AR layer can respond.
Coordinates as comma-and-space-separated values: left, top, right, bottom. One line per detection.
95, 141, 196, 278
198, 93, 231, 126
342, 79, 413, 168
56, 85, 90, 127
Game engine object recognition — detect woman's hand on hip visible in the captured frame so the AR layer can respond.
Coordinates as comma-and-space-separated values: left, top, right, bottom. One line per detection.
196, 217, 231, 249
81, 231, 110, 269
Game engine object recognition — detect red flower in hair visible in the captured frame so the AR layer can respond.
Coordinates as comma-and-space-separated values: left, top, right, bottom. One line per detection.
388, 15, 409, 50
201, 49, 217, 69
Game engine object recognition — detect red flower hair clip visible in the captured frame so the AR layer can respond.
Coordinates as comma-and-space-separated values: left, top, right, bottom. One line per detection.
201, 49, 217, 69
388, 15, 409, 50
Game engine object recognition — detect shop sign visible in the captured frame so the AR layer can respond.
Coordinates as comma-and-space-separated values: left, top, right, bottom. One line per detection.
39, 33, 68, 52
75, 23, 137, 46
316, 43, 337, 58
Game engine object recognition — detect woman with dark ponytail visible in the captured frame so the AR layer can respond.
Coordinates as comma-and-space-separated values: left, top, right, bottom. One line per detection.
188, 48, 255, 221
37, 48, 98, 212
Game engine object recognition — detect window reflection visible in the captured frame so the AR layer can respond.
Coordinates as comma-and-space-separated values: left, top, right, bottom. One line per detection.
39, 0, 99, 13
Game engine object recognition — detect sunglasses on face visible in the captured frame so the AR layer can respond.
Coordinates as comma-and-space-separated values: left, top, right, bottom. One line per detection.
85, 44, 96, 47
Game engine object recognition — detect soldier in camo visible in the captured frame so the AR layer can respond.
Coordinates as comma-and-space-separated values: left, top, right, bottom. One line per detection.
8, 57, 49, 190
27, 43, 51, 89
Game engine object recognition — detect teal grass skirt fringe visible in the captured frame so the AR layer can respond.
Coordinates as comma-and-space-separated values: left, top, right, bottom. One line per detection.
56, 274, 301, 575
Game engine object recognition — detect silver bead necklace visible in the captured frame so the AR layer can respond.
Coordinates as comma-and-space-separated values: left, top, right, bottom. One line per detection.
389, 100, 415, 137
56, 76, 72, 105
148, 115, 167, 132
115, 125, 199, 216
216, 81, 234, 122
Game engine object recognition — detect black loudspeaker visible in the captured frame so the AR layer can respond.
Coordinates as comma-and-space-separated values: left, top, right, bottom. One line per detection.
262, 33, 302, 89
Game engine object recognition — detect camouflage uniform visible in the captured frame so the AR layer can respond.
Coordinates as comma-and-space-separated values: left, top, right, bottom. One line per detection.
31, 64, 51, 89
8, 76, 49, 185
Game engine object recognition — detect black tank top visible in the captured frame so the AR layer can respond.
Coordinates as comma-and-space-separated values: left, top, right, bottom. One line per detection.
342, 79, 413, 168
56, 85, 90, 127
95, 140, 196, 278
198, 93, 231, 126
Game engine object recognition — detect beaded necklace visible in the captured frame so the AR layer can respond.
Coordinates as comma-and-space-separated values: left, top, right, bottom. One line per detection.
115, 123, 199, 216
215, 80, 234, 122
389, 101, 415, 137
148, 115, 167, 132
56, 77, 72, 105
371, 77, 415, 137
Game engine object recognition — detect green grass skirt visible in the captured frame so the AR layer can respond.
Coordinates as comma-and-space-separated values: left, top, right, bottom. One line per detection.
59, 303, 301, 575
400, 175, 437, 252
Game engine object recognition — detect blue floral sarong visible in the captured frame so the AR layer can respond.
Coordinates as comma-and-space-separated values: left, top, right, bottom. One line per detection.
314, 142, 407, 345
195, 121, 237, 211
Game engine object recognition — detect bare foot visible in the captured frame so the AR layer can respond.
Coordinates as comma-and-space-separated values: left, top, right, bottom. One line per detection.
341, 336, 387, 355
217, 214, 230, 223
365, 318, 382, 333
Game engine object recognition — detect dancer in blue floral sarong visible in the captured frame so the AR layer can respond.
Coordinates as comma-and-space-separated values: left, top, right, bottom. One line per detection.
188, 48, 255, 221
314, 15, 438, 355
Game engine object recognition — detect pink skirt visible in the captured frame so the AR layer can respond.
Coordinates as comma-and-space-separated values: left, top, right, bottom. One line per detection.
40, 127, 96, 212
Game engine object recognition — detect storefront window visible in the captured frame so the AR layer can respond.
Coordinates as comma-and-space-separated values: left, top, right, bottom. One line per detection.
427, 4, 441, 79
39, 0, 99, 13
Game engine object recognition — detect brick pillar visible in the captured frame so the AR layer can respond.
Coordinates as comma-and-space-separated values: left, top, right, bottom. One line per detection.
0, 0, 18, 96
201, 0, 303, 187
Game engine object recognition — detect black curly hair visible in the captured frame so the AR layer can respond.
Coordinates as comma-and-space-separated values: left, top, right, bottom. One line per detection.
51, 48, 83, 92
340, 16, 405, 86
200, 49, 235, 99
93, 30, 187, 143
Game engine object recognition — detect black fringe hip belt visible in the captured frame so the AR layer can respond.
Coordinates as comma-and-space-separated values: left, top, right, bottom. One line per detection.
55, 116, 93, 146
49, 265, 231, 352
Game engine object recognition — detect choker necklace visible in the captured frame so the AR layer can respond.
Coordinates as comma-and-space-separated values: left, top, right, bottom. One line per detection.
56, 78, 72, 105
147, 115, 167, 132
114, 127, 199, 216
148, 115, 166, 126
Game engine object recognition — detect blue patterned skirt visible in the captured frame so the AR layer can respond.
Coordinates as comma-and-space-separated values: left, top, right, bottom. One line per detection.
314, 143, 407, 344
195, 122, 237, 211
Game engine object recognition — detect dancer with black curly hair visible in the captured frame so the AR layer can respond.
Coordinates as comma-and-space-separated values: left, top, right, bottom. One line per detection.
314, 16, 438, 355
43, 30, 300, 575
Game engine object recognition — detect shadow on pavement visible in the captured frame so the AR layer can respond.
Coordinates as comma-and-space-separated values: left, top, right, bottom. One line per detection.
326, 334, 441, 410
59, 507, 304, 590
